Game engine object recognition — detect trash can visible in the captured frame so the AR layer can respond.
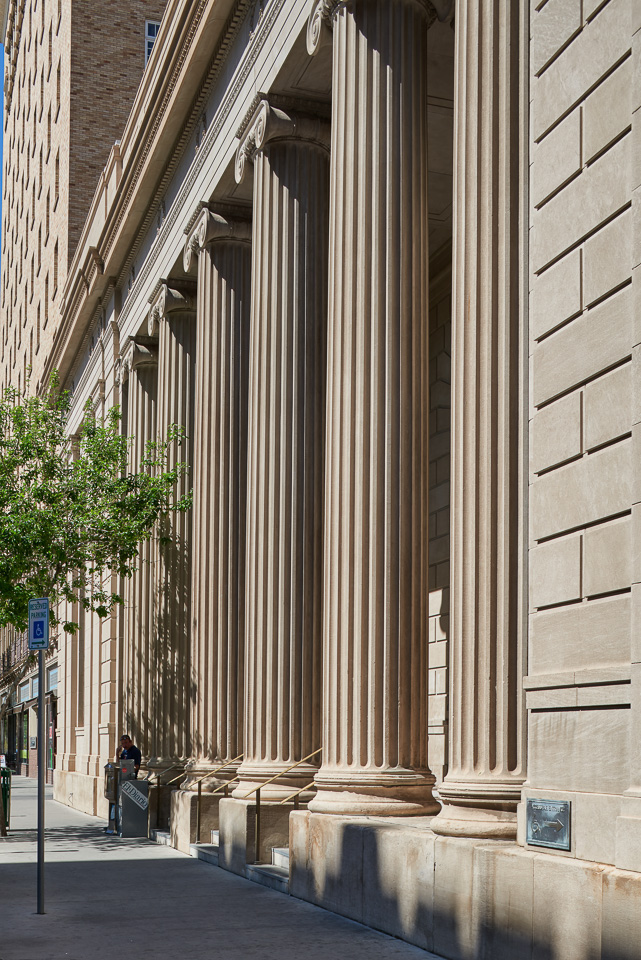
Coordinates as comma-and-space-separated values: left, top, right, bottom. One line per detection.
1, 768, 11, 829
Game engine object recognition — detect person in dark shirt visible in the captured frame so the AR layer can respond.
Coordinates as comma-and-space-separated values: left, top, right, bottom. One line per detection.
116, 735, 141, 777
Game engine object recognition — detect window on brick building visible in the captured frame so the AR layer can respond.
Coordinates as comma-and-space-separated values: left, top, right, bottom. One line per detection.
44, 275, 49, 325
145, 21, 161, 65
46, 191, 50, 239
56, 62, 60, 115
30, 256, 34, 300
39, 145, 42, 192
47, 105, 51, 155
40, 69, 43, 116
55, 151, 59, 204
48, 24, 52, 74
53, 241, 58, 293
42, 0, 45, 34
57, 0, 61, 31
29, 330, 33, 370
38, 225, 41, 270
37, 304, 40, 349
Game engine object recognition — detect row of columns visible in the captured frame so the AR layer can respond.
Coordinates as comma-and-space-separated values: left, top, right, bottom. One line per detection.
120, 0, 525, 837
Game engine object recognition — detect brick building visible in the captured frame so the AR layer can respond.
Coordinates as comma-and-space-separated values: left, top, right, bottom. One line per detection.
0, 0, 167, 782
1, 1, 641, 958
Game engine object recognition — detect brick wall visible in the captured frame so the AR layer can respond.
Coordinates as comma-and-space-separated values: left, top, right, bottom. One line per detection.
68, 0, 168, 258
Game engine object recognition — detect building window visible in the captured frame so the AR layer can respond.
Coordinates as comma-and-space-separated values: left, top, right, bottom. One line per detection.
44, 275, 49, 325
47, 666, 58, 692
37, 303, 40, 348
38, 225, 41, 270
56, 62, 60, 115
47, 106, 51, 155
19, 681, 29, 703
32, 676, 38, 699
48, 23, 52, 74
53, 242, 58, 292
46, 191, 50, 238
54, 151, 59, 204
145, 20, 160, 65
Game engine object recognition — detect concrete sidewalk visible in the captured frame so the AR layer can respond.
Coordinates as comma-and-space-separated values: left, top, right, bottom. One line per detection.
0, 776, 442, 960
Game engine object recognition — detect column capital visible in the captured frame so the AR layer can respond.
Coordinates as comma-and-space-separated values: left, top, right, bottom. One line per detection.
147, 279, 197, 336
235, 97, 330, 184
306, 0, 454, 55
120, 336, 158, 381
183, 207, 252, 272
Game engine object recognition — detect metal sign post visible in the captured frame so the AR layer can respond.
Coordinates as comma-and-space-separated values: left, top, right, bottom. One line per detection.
28, 598, 49, 916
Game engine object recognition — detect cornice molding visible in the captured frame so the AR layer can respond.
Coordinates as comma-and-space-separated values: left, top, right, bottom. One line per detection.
182, 206, 252, 272
235, 97, 331, 184
115, 0, 287, 338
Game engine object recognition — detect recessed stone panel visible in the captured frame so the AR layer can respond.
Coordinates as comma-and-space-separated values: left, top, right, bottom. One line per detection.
584, 211, 631, 306
584, 363, 631, 450
533, 287, 631, 406
529, 708, 630, 794
583, 58, 632, 164
530, 534, 582, 608
531, 248, 581, 341
531, 391, 582, 474
531, 441, 631, 540
532, 109, 581, 206
529, 595, 630, 675
583, 517, 631, 596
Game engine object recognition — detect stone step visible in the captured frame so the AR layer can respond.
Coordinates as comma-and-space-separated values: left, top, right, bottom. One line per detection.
189, 842, 219, 867
151, 829, 171, 846
271, 846, 289, 869
245, 863, 289, 894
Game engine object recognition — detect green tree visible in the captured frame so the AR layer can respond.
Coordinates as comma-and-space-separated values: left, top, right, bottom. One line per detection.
0, 373, 191, 634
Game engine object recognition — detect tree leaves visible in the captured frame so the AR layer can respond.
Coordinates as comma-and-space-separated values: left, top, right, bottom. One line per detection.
0, 374, 191, 634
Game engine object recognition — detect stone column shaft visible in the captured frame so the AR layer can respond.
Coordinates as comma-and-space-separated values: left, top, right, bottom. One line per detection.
307, 0, 437, 816
147, 282, 196, 772
234, 101, 329, 800
431, 0, 526, 839
185, 209, 252, 784
122, 339, 158, 761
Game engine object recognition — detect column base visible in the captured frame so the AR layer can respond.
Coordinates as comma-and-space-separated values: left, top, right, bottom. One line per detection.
308, 768, 438, 816
432, 779, 522, 839
233, 761, 319, 802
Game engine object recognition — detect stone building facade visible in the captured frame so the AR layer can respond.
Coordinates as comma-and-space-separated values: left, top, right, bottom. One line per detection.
2, 0, 641, 958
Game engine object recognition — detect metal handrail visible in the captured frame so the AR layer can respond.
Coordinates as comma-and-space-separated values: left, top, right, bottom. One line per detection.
278, 781, 316, 808
166, 753, 243, 787
193, 755, 243, 843
241, 748, 321, 800
240, 748, 321, 864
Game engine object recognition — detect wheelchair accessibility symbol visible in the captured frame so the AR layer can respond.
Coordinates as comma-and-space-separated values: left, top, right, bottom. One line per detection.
33, 620, 45, 639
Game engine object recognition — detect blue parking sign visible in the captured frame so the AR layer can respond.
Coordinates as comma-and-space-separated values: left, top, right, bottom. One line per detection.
28, 599, 50, 650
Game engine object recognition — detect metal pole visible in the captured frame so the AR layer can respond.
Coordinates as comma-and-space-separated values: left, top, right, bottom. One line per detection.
37, 650, 45, 914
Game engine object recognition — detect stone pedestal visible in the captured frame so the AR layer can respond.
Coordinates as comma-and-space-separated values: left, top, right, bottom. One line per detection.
431, 0, 526, 839
218, 797, 295, 873
121, 338, 158, 763
233, 100, 329, 801
307, 0, 436, 816
146, 281, 196, 781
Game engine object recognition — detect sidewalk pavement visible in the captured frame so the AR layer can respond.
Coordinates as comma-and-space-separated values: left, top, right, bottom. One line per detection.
0, 776, 442, 960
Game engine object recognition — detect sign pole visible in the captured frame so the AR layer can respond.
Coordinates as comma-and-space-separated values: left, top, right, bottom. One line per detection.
37, 648, 45, 914
28, 597, 49, 916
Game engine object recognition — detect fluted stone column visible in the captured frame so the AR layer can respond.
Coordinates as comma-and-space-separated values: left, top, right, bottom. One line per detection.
146, 282, 196, 777
306, 0, 444, 816
121, 337, 158, 762
233, 100, 329, 800
431, 0, 526, 839
183, 208, 252, 789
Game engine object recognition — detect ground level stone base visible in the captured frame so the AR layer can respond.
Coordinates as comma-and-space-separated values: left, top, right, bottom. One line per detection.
218, 798, 293, 874
53, 769, 107, 819
170, 789, 222, 854
289, 811, 641, 960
